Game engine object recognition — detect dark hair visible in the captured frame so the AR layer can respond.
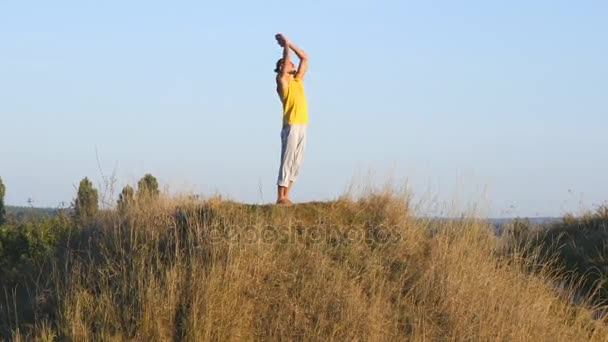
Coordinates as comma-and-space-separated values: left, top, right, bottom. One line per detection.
274, 58, 283, 73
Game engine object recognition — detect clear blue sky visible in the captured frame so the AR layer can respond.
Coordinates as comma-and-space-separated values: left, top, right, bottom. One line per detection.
1, 0, 607, 217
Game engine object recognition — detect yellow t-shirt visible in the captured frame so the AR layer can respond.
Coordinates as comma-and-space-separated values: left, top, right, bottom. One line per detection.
281, 77, 308, 125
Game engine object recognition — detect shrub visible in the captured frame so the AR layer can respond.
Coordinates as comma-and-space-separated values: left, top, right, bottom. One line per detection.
504, 206, 608, 306
73, 177, 98, 224
117, 185, 135, 213
0, 177, 6, 226
0, 215, 74, 336
137, 173, 160, 201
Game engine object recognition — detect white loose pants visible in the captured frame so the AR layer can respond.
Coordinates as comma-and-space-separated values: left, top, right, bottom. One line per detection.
277, 124, 307, 187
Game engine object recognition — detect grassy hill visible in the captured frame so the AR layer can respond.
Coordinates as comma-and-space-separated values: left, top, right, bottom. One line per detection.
1, 193, 607, 341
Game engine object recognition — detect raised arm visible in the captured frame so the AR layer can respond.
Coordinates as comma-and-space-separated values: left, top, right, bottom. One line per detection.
289, 42, 308, 80
275, 34, 291, 77
275, 34, 292, 97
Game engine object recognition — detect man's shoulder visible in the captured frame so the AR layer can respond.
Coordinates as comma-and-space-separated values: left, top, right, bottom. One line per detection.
276, 74, 290, 84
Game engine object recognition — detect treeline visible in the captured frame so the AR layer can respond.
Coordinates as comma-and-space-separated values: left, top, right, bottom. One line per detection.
0, 174, 161, 226
5, 207, 59, 223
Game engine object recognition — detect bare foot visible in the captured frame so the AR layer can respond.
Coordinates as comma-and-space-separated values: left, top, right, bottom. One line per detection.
276, 198, 293, 205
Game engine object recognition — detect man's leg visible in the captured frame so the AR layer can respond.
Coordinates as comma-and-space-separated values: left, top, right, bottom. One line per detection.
285, 125, 307, 201
277, 126, 297, 204
277, 186, 285, 202
277, 186, 289, 204
285, 181, 294, 199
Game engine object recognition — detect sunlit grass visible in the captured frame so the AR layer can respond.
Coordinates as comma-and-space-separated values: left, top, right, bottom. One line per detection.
5, 190, 608, 341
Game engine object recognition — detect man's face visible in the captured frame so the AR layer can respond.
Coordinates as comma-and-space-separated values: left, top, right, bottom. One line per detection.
285, 61, 296, 74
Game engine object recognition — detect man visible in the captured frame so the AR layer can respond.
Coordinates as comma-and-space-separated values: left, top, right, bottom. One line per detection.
274, 33, 309, 205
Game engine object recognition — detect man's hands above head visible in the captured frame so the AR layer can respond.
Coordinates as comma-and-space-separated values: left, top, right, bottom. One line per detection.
275, 33, 289, 48
275, 33, 308, 80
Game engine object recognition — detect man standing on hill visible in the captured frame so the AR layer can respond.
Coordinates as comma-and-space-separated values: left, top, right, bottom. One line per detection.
274, 33, 309, 205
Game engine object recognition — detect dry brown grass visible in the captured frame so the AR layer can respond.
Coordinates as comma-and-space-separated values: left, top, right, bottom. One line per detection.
9, 191, 608, 341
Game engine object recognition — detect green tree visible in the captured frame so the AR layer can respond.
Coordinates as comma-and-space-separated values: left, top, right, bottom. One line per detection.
73, 177, 98, 224
117, 185, 135, 213
0, 177, 6, 226
137, 174, 160, 201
